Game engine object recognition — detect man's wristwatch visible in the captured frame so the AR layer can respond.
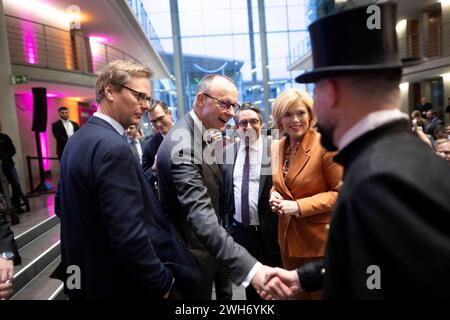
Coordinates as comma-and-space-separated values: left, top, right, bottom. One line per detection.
0, 252, 15, 260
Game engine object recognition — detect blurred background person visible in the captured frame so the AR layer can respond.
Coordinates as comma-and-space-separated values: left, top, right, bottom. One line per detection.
415, 96, 433, 118
142, 100, 174, 192
269, 88, 342, 300
0, 125, 29, 217
424, 109, 444, 142
51, 106, 79, 160
126, 124, 145, 165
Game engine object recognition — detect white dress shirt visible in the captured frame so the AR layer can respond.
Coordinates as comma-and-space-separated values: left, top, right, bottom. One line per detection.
233, 135, 263, 226
338, 109, 409, 150
61, 119, 74, 138
127, 137, 143, 164
93, 112, 125, 136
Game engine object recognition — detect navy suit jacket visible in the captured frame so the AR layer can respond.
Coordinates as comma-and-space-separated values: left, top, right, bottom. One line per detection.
59, 116, 200, 300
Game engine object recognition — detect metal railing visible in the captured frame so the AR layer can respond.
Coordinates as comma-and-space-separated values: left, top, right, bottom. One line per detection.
6, 15, 140, 75
126, 0, 171, 68
287, 35, 311, 68
398, 22, 450, 61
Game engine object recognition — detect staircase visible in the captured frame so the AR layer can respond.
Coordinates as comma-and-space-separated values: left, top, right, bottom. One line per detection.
10, 215, 66, 300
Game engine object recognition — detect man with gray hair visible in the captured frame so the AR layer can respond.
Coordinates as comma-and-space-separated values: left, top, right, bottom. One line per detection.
58, 60, 199, 299
157, 74, 279, 299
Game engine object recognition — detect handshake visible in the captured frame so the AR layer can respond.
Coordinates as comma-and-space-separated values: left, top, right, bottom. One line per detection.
251, 265, 301, 300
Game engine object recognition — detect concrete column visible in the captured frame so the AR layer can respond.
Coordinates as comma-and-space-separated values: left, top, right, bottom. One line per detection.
399, 82, 410, 115
443, 74, 450, 124
257, 0, 270, 124
0, 0, 26, 188
169, 0, 185, 118
396, 19, 408, 58
441, 0, 450, 57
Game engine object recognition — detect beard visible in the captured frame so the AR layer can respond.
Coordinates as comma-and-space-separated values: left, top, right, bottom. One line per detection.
317, 123, 338, 152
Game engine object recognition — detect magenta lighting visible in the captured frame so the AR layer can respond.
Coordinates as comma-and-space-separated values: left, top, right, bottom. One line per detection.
25, 92, 58, 98
39, 132, 51, 171
88, 35, 110, 43
24, 31, 37, 64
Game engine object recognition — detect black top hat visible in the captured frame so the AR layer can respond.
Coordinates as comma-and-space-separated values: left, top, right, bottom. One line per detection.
295, 3, 423, 83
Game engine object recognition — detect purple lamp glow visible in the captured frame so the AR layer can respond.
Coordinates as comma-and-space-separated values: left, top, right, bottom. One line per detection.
24, 31, 37, 64
39, 132, 50, 171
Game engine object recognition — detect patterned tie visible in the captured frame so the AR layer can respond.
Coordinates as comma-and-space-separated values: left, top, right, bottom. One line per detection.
241, 136, 250, 226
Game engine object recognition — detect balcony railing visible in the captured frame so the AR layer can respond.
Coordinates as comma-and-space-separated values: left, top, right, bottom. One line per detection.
398, 22, 450, 61
287, 36, 311, 68
126, 0, 171, 68
6, 15, 140, 75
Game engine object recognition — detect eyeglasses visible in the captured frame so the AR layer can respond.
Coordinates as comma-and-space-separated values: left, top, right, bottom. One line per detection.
238, 119, 260, 128
201, 92, 240, 112
149, 114, 167, 125
122, 85, 155, 106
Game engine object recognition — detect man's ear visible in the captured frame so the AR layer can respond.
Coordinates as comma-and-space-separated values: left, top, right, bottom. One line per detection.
104, 84, 115, 101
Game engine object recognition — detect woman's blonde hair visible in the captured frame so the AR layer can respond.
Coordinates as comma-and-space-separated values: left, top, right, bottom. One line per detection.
271, 88, 316, 133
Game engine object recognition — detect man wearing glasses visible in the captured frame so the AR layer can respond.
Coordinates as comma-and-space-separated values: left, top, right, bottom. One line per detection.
221, 103, 281, 300
157, 74, 281, 299
142, 100, 173, 177
58, 60, 200, 299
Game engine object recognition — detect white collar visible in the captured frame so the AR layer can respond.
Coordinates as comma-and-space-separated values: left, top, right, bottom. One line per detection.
93, 112, 125, 136
239, 134, 263, 152
189, 110, 204, 133
338, 109, 408, 150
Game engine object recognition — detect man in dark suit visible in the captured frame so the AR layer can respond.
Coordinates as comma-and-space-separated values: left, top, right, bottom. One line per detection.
59, 60, 200, 300
157, 74, 278, 299
415, 96, 433, 117
126, 124, 145, 165
222, 103, 281, 300
52, 106, 80, 160
0, 213, 21, 299
0, 127, 29, 215
262, 3, 450, 299
424, 109, 444, 140
142, 101, 173, 190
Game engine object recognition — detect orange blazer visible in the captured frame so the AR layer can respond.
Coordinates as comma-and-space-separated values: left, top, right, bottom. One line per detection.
271, 130, 343, 258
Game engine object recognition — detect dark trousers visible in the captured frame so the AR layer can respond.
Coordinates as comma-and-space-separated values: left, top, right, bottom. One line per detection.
1, 164, 26, 209
229, 219, 282, 301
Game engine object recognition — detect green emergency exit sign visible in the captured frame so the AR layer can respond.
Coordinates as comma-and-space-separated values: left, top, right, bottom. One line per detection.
11, 75, 29, 84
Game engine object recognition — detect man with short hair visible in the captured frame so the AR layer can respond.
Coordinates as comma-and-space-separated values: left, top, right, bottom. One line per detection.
52, 106, 80, 160
222, 103, 281, 300
262, 3, 450, 299
424, 109, 444, 140
126, 124, 144, 165
142, 100, 173, 173
415, 96, 433, 117
58, 60, 199, 300
157, 74, 278, 299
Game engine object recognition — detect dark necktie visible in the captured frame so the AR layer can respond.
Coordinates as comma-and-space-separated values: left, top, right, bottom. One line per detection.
130, 140, 140, 163
241, 136, 250, 226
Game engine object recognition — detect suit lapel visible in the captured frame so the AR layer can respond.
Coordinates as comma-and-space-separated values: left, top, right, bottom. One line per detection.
273, 138, 294, 199
258, 136, 269, 199
284, 130, 314, 191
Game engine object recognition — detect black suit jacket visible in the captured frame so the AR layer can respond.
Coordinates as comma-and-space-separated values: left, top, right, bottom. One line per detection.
323, 119, 450, 299
142, 132, 164, 172
59, 116, 200, 300
157, 113, 257, 287
52, 119, 80, 159
221, 138, 280, 258
0, 133, 16, 168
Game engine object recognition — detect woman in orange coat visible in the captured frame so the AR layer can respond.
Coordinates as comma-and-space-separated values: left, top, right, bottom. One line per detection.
269, 88, 342, 299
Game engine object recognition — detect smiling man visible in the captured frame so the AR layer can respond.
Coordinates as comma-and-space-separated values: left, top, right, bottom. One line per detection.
157, 74, 279, 299
58, 60, 200, 299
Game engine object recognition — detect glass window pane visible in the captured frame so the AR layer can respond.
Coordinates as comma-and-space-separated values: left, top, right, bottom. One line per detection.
231, 35, 251, 61
267, 32, 288, 59
287, 5, 309, 30
204, 35, 234, 57
179, 11, 204, 36
231, 8, 249, 34
202, 9, 233, 35
265, 7, 287, 32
